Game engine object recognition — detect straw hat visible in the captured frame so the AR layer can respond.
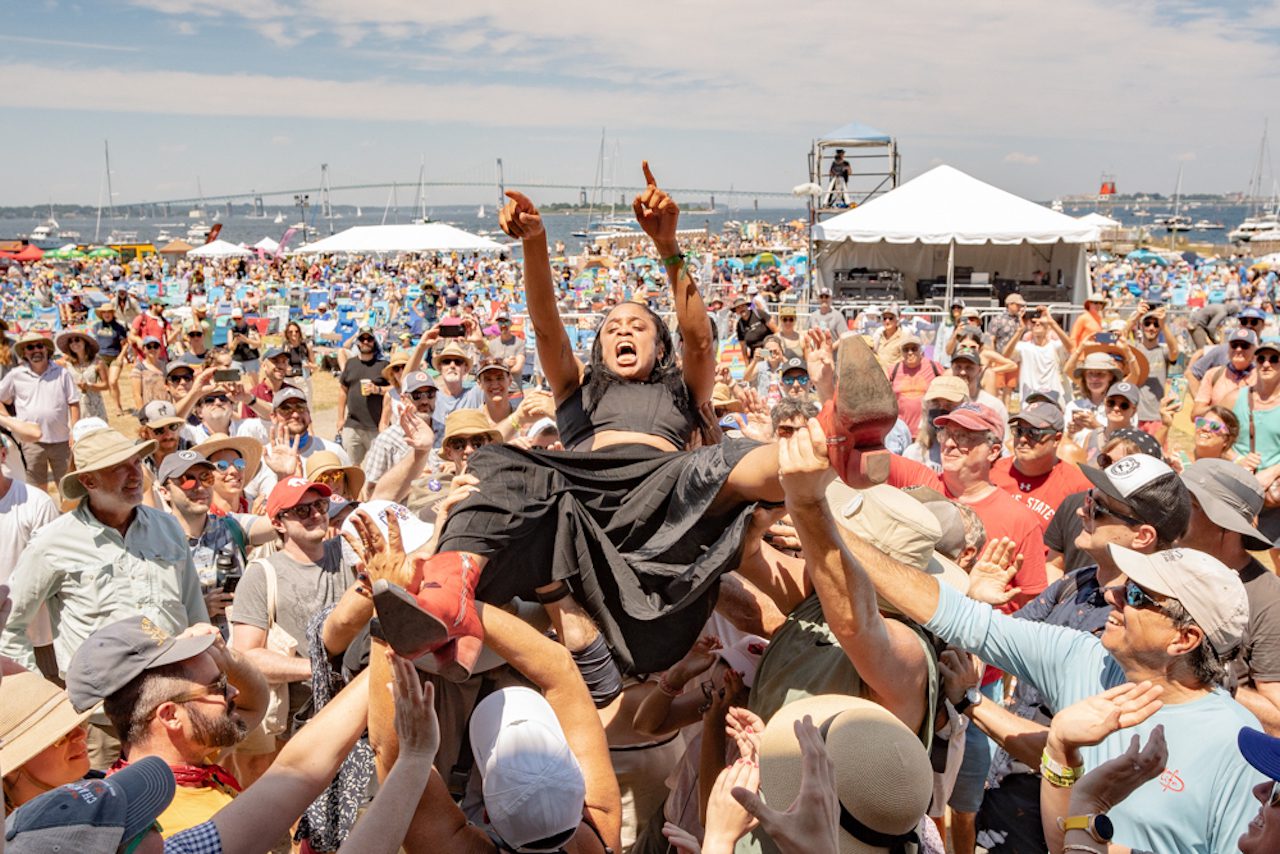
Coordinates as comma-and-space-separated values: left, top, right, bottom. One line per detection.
1078, 341, 1149, 386
0, 671, 93, 773
305, 449, 366, 498
1073, 350, 1124, 381
436, 341, 473, 371
442, 409, 501, 445
56, 329, 99, 360
13, 331, 53, 361
758, 695, 932, 854
61, 429, 157, 500
711, 382, 744, 413
193, 433, 263, 481
381, 350, 410, 385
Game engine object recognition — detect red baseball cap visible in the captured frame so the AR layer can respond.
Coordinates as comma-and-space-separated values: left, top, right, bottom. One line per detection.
266, 477, 332, 518
933, 403, 1005, 441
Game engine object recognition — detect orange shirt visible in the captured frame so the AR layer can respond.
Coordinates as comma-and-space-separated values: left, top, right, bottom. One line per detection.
1069, 312, 1102, 350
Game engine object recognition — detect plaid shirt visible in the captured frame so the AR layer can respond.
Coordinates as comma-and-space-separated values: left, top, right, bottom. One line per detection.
361, 424, 410, 483
165, 821, 222, 854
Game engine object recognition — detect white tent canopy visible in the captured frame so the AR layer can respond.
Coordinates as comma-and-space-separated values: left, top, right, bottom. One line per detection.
188, 239, 253, 258
253, 236, 280, 252
1078, 212, 1121, 228
814, 165, 1099, 302
295, 223, 506, 255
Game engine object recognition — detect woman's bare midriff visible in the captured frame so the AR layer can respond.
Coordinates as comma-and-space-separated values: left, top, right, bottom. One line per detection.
572, 430, 679, 453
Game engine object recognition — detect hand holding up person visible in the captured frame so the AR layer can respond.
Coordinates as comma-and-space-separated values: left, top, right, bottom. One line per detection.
1070, 726, 1168, 816
344, 507, 414, 590
1047, 681, 1165, 767
777, 417, 834, 509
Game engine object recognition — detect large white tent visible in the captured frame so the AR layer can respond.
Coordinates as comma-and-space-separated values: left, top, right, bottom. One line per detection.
813, 165, 1099, 303
1078, 212, 1121, 229
295, 223, 506, 254
188, 239, 253, 258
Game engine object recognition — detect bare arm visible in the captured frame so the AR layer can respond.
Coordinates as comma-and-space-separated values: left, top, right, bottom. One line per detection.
0, 414, 42, 444
229, 622, 312, 683
967, 700, 1049, 767
370, 407, 435, 503
1234, 680, 1280, 735
500, 191, 582, 402
1001, 324, 1024, 361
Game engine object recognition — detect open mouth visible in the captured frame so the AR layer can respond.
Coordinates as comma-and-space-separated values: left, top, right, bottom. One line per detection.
615, 340, 638, 367
1106, 612, 1124, 629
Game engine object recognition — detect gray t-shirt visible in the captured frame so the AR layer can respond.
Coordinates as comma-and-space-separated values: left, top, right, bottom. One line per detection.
1134, 340, 1172, 423
233, 539, 351, 728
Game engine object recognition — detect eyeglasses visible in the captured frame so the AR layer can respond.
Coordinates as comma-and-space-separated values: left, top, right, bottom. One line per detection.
213, 458, 246, 472
1011, 424, 1058, 443
938, 427, 992, 449
168, 673, 230, 705
1084, 489, 1145, 528
1268, 779, 1280, 808
1258, 353, 1280, 365
278, 497, 329, 521
781, 374, 810, 387
1194, 417, 1229, 436
173, 469, 215, 490
444, 434, 492, 453
202, 394, 230, 405
439, 357, 467, 367
1105, 398, 1132, 411
409, 389, 437, 401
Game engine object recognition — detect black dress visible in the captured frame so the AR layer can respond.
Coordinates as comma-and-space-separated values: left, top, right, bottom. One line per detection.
435, 376, 761, 674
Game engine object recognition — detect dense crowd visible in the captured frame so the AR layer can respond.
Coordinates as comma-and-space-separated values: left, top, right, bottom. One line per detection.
3, 172, 1280, 854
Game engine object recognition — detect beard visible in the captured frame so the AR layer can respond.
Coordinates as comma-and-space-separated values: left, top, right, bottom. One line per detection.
187, 701, 248, 749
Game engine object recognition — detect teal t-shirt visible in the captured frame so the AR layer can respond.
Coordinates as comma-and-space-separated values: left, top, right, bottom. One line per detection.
926, 583, 1264, 854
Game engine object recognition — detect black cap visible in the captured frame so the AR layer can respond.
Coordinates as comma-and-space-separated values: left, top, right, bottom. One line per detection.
782, 357, 808, 375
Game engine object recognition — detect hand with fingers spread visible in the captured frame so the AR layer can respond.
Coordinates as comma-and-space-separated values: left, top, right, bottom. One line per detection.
803, 328, 835, 394
965, 537, 1023, 606
671, 635, 722, 686
343, 508, 413, 590
399, 405, 435, 452
633, 161, 681, 252
702, 758, 760, 854
731, 716, 840, 854
1070, 726, 1168, 817
499, 191, 545, 242
389, 651, 440, 761
725, 706, 766, 763
263, 424, 302, 477
1048, 681, 1165, 758
706, 668, 747, 725
777, 417, 834, 507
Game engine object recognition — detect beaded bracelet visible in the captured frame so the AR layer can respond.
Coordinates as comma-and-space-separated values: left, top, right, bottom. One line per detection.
661, 252, 685, 268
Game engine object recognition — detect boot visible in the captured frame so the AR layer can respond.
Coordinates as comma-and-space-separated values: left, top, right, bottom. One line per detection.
819, 335, 898, 487
372, 551, 484, 681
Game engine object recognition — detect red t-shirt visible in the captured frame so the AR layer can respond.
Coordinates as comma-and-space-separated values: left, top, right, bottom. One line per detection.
131, 313, 171, 360
888, 455, 1048, 611
989, 457, 1092, 534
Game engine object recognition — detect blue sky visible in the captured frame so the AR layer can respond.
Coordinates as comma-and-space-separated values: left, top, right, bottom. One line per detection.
3, 0, 1279, 208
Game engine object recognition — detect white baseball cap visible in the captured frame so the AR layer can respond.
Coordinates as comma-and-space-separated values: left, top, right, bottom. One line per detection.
470, 687, 585, 852
1107, 544, 1249, 655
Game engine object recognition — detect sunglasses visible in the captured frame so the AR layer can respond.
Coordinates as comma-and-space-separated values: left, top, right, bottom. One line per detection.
1142, 319, 1161, 328
1105, 398, 1132, 411
1240, 318, 1264, 327
144, 342, 162, 350
1258, 353, 1280, 365
202, 394, 231, 405
49, 725, 85, 750
1231, 342, 1255, 351
173, 469, 215, 490
439, 357, 467, 367
444, 434, 492, 453
358, 336, 376, 344
902, 345, 921, 354
278, 497, 329, 521
390, 364, 405, 372
152, 423, 183, 434
781, 316, 796, 323
1084, 489, 1145, 528
409, 389, 437, 401
1123, 579, 1170, 614
1194, 417, 1229, 436
23, 342, 48, 351
168, 373, 194, 383
213, 458, 246, 472
938, 427, 991, 449
169, 672, 230, 704
781, 374, 810, 387
1011, 424, 1057, 443
187, 330, 204, 337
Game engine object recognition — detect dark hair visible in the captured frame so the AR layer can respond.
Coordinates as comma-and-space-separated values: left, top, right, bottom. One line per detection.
584, 303, 694, 425
1161, 597, 1226, 687
770, 398, 818, 431
103, 662, 191, 746
1202, 404, 1240, 445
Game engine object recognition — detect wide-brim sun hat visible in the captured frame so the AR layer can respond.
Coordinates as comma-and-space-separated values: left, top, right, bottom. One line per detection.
382, 351, 410, 385
193, 433, 263, 481
60, 429, 157, 501
56, 329, 100, 360
758, 694, 933, 854
0, 672, 93, 773
13, 332, 53, 361
305, 449, 367, 497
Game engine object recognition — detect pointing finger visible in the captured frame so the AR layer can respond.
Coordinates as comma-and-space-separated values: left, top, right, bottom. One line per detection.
642, 160, 657, 187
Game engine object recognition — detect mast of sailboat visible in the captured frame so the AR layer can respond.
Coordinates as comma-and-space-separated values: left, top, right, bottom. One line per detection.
584, 129, 605, 228
320, 163, 334, 235
496, 158, 505, 215
1249, 121, 1268, 217
105, 140, 116, 238
415, 156, 428, 223
1170, 164, 1183, 250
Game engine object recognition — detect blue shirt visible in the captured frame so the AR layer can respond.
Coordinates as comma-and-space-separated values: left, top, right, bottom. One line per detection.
926, 583, 1263, 853
432, 385, 486, 447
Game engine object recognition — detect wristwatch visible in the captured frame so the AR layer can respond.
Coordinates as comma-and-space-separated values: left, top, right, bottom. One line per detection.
953, 686, 983, 715
1059, 814, 1114, 843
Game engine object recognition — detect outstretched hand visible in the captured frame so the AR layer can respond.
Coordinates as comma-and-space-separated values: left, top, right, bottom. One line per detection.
731, 716, 840, 854
499, 191, 546, 241
1070, 726, 1168, 815
343, 507, 414, 590
965, 537, 1023, 606
1049, 682, 1165, 754
633, 161, 680, 251
388, 651, 440, 761
777, 417, 834, 506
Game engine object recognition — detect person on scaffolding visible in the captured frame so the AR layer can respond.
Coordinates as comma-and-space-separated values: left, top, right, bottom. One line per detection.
826, 148, 853, 207
368, 162, 900, 694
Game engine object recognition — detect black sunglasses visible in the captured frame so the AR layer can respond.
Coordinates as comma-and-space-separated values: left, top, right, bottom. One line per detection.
1258, 353, 1280, 365
1011, 424, 1057, 443
1084, 489, 1144, 528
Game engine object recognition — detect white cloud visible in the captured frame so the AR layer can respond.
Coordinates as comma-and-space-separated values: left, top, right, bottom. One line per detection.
1003, 152, 1040, 165
174, 21, 197, 35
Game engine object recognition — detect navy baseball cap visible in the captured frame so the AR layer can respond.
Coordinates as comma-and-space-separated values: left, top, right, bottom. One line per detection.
1239, 727, 1280, 782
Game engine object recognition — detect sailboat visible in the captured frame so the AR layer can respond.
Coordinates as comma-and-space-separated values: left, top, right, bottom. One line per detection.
411, 158, 430, 224
1230, 122, 1278, 242
477, 204, 486, 219
572, 131, 637, 240
356, 206, 363, 218
1160, 165, 1191, 238
273, 211, 286, 224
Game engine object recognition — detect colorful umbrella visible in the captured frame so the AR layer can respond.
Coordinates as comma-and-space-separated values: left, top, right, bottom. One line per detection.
87, 246, 120, 258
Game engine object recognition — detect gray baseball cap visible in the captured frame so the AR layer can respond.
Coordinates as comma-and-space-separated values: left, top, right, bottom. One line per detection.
1181, 458, 1273, 551
402, 370, 436, 394
156, 449, 212, 484
1106, 381, 1140, 406
263, 346, 288, 360
65, 618, 217, 712
272, 386, 309, 409
1011, 401, 1064, 432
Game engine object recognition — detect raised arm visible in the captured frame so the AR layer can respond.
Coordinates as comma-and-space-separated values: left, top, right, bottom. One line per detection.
500, 191, 583, 402
633, 161, 715, 404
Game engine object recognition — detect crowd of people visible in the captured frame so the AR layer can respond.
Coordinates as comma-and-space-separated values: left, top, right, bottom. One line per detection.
3, 168, 1280, 854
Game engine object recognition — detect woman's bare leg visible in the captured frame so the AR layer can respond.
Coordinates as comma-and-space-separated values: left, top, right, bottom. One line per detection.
708, 442, 784, 515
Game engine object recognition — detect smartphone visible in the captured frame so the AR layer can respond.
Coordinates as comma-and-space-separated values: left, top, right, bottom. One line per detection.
221, 572, 241, 595
213, 368, 242, 383
1094, 332, 1117, 345
440, 324, 465, 338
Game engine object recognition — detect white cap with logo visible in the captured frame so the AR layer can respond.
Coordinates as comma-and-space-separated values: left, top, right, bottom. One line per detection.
1108, 544, 1249, 655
